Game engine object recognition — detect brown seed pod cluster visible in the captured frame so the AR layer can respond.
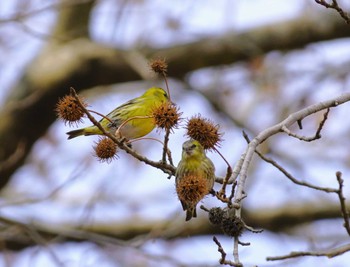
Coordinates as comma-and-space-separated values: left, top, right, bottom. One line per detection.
56, 94, 87, 126
208, 207, 225, 225
152, 102, 181, 131
186, 115, 222, 150
221, 210, 244, 237
176, 174, 211, 207
93, 137, 118, 163
208, 207, 244, 237
149, 58, 168, 76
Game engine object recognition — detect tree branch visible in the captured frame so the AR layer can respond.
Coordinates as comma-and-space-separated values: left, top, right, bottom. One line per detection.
315, 0, 350, 24
336, 171, 350, 235
267, 243, 350, 261
229, 92, 350, 261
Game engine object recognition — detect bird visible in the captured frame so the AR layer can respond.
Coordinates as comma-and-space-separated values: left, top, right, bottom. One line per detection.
66, 87, 169, 140
175, 139, 215, 221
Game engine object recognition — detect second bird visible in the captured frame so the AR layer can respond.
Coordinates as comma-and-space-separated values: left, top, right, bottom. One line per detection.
67, 87, 169, 140
176, 139, 216, 221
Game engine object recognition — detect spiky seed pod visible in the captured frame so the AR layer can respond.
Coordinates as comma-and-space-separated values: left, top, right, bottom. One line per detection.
152, 102, 181, 130
93, 137, 118, 163
186, 115, 222, 150
208, 207, 225, 225
149, 58, 168, 75
221, 209, 244, 237
176, 174, 210, 208
56, 94, 87, 126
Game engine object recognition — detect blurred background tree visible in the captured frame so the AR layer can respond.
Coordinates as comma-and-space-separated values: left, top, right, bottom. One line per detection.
0, 0, 350, 266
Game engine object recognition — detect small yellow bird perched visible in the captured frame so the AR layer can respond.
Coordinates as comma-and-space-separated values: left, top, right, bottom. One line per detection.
66, 87, 169, 140
176, 139, 215, 221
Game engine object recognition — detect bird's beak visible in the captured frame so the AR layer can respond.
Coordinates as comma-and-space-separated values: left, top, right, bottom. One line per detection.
184, 147, 192, 155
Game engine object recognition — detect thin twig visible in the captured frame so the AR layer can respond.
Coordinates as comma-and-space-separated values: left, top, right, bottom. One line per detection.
216, 166, 234, 205
242, 221, 263, 234
213, 236, 242, 267
267, 243, 350, 261
255, 149, 338, 193
215, 148, 233, 203
315, 0, 350, 24
161, 128, 171, 164
199, 205, 210, 212
131, 136, 174, 167
162, 73, 171, 102
281, 108, 330, 141
237, 240, 250, 246
336, 171, 350, 235
243, 129, 338, 192
87, 109, 114, 123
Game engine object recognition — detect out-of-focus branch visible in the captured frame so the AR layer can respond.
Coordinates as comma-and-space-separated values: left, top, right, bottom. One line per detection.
242, 201, 346, 231
155, 11, 349, 75
0, 200, 347, 251
52, 0, 96, 42
266, 243, 350, 261
0, 0, 96, 24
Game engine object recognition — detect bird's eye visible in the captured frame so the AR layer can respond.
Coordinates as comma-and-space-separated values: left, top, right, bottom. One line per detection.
191, 144, 196, 149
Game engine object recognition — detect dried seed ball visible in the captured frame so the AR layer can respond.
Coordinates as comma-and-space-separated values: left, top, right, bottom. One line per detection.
56, 94, 86, 126
149, 58, 168, 75
152, 102, 181, 130
94, 137, 118, 163
221, 209, 244, 237
208, 207, 224, 225
186, 115, 222, 150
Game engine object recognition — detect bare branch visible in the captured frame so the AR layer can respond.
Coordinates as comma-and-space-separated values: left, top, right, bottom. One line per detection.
161, 128, 172, 165
255, 149, 338, 193
213, 236, 242, 267
336, 171, 350, 235
315, 0, 350, 24
233, 92, 350, 207
228, 92, 350, 263
281, 108, 330, 141
243, 129, 338, 193
267, 243, 350, 261
0, 141, 25, 175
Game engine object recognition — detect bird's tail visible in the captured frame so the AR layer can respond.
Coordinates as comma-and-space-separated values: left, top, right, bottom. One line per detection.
185, 207, 197, 221
66, 129, 86, 139
66, 125, 102, 139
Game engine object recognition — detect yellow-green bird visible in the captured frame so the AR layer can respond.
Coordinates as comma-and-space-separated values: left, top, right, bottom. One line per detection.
175, 139, 215, 221
67, 87, 169, 140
